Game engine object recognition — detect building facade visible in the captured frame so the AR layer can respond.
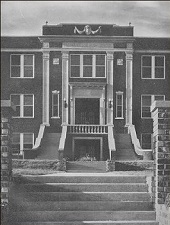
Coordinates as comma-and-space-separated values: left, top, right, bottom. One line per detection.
1, 23, 170, 160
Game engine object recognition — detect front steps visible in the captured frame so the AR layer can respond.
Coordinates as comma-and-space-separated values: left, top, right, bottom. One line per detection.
9, 173, 158, 225
37, 133, 61, 160
115, 134, 140, 161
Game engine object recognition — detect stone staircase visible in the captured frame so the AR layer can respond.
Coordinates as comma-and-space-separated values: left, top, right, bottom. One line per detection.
37, 133, 61, 159
66, 161, 106, 172
115, 134, 140, 161
9, 173, 159, 225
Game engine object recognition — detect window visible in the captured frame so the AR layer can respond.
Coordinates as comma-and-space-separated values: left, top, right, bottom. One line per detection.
10, 54, 34, 78
141, 133, 152, 149
12, 133, 34, 155
10, 94, 34, 118
70, 54, 106, 78
141, 95, 165, 118
116, 92, 123, 118
52, 91, 60, 118
141, 55, 165, 79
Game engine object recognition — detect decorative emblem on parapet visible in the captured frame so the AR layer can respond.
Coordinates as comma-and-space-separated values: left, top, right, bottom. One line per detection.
74, 25, 101, 35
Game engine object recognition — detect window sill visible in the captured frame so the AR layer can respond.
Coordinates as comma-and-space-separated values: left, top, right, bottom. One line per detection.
10, 77, 34, 79
12, 117, 34, 118
141, 117, 152, 119
51, 117, 60, 119
115, 117, 124, 120
141, 77, 165, 80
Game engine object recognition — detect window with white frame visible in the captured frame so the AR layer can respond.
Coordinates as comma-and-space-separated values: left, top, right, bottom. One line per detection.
70, 54, 106, 78
116, 92, 123, 118
141, 95, 165, 118
10, 94, 34, 118
141, 55, 165, 79
52, 91, 60, 118
12, 133, 34, 154
141, 133, 152, 149
10, 54, 34, 78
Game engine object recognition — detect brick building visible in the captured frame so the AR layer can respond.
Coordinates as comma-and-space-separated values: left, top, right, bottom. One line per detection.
1, 23, 170, 160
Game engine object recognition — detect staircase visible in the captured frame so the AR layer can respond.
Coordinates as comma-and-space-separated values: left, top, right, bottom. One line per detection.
37, 133, 61, 159
9, 173, 158, 225
66, 161, 106, 172
115, 134, 139, 161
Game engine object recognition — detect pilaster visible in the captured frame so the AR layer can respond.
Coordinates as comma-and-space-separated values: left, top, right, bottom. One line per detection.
42, 51, 50, 125
125, 51, 133, 126
106, 52, 114, 125
62, 52, 69, 124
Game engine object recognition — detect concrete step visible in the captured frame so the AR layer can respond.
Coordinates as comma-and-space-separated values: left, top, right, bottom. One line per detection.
67, 161, 106, 172
8, 222, 159, 225
11, 192, 151, 201
10, 211, 156, 222
18, 175, 147, 184
10, 201, 153, 211
16, 183, 148, 192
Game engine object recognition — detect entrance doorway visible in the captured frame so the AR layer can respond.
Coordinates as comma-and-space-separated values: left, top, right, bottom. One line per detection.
75, 98, 100, 124
73, 138, 102, 161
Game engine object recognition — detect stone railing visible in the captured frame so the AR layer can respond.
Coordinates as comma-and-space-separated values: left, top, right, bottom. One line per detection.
58, 125, 67, 159
67, 125, 108, 134
108, 125, 116, 160
128, 124, 152, 160
151, 101, 170, 225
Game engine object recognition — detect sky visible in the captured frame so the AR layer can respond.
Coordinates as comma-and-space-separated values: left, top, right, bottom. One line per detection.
1, 1, 170, 37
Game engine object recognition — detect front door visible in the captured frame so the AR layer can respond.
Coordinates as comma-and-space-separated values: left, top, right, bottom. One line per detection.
75, 98, 100, 124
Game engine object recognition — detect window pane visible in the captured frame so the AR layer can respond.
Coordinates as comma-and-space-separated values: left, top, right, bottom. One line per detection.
96, 55, 105, 65
53, 94, 59, 105
142, 107, 151, 117
83, 66, 92, 77
117, 95, 122, 105
142, 56, 151, 66
71, 55, 80, 65
11, 55, 20, 65
155, 56, 164, 66
142, 96, 151, 106
14, 106, 20, 117
24, 95, 33, 105
24, 106, 33, 117
24, 55, 33, 65
71, 66, 80, 77
11, 95, 20, 105
83, 55, 92, 65
142, 67, 152, 78
11, 66, 20, 77
117, 106, 122, 117
24, 66, 33, 77
154, 95, 164, 101
155, 68, 164, 78
12, 144, 20, 154
23, 133, 33, 143
53, 106, 59, 117
96, 66, 105, 77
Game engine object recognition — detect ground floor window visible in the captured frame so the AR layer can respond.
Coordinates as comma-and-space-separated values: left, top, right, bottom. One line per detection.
52, 90, 60, 118
12, 133, 34, 155
141, 133, 152, 149
116, 92, 123, 118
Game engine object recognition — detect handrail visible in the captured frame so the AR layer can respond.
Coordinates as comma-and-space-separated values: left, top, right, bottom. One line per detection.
108, 125, 116, 160
67, 124, 108, 134
58, 125, 67, 151
128, 124, 152, 159
32, 124, 45, 149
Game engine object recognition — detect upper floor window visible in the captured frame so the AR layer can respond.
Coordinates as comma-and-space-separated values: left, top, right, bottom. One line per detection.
141, 55, 165, 79
52, 91, 60, 118
70, 54, 106, 78
10, 54, 34, 78
141, 95, 165, 118
12, 133, 34, 155
116, 92, 123, 119
10, 94, 34, 118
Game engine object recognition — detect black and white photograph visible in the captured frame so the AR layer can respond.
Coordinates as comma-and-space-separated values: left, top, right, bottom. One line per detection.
1, 1, 170, 225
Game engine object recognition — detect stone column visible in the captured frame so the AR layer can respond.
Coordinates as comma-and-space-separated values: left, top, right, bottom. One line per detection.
106, 52, 114, 125
42, 51, 50, 126
125, 52, 133, 126
62, 52, 69, 124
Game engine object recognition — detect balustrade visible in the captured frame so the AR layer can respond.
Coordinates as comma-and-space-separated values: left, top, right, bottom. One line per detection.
68, 125, 108, 134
